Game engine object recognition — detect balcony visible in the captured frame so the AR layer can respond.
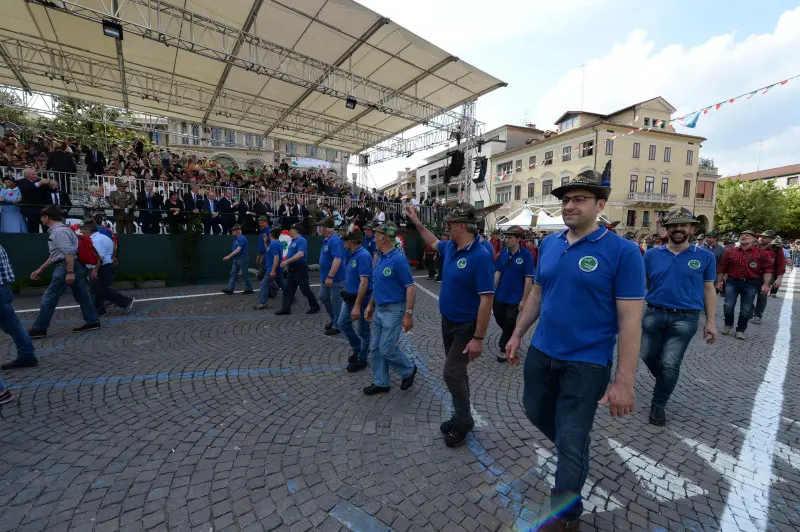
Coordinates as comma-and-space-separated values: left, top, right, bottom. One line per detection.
528, 195, 561, 207
695, 198, 715, 208
624, 192, 677, 206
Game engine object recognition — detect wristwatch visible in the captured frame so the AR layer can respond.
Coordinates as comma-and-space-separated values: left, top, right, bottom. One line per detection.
405, 309, 413, 315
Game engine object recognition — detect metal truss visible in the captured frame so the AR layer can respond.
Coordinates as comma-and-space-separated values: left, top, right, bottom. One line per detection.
0, 34, 388, 151
28, 0, 480, 134
359, 103, 484, 166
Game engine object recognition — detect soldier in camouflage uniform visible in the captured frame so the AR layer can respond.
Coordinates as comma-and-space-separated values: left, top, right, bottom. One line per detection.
109, 181, 136, 234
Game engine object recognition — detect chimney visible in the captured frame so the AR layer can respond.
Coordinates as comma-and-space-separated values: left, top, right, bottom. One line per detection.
526, 123, 536, 129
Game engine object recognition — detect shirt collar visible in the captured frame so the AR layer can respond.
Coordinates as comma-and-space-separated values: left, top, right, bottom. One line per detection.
658, 243, 697, 253
557, 226, 608, 244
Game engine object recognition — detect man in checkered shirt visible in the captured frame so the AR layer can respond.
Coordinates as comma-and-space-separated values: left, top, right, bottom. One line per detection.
0, 245, 37, 406
716, 230, 773, 339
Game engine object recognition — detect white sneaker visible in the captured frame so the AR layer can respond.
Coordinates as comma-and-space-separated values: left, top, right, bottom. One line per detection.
735, 331, 745, 340
722, 326, 730, 335
752, 317, 761, 325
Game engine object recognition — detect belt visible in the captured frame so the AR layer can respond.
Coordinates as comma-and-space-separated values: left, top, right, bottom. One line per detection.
647, 304, 700, 314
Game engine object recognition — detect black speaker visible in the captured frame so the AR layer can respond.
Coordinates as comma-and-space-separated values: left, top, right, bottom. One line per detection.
359, 154, 369, 166
445, 150, 464, 179
472, 156, 487, 183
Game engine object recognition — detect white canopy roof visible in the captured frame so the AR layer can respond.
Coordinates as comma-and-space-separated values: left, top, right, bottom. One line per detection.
497, 205, 536, 230
0, 0, 505, 154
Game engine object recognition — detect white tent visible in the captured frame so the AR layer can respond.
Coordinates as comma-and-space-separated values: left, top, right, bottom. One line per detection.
497, 205, 535, 230
534, 210, 567, 231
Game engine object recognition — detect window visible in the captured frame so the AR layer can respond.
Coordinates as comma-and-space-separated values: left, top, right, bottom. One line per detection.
683, 179, 691, 197
419, 176, 426, 185
225, 129, 236, 147
284, 142, 297, 154
660, 121, 666, 129
515, 160, 522, 173
307, 145, 318, 157
648, 145, 656, 161
626, 210, 636, 226
629, 175, 638, 193
497, 161, 513, 174
542, 180, 553, 196
661, 177, 669, 194
211, 127, 223, 147
496, 188, 512, 203
180, 122, 188, 145
561, 176, 570, 186
514, 185, 521, 201
529, 155, 536, 168
327, 148, 338, 160
642, 211, 651, 228
632, 142, 640, 159
605, 139, 614, 155
544, 151, 553, 166
562, 146, 572, 162
696, 181, 715, 199
528, 182, 535, 197
664, 146, 671, 163
686, 149, 694, 165
580, 140, 594, 158
788, 177, 798, 187
645, 176, 654, 193
474, 200, 484, 208
559, 115, 578, 131
644, 117, 652, 127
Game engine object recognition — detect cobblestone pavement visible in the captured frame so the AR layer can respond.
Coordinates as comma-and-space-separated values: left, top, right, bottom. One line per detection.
2, 270, 800, 531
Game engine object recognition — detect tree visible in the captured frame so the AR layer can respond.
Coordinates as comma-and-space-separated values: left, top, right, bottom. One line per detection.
0, 89, 32, 127
782, 185, 800, 235
714, 179, 786, 233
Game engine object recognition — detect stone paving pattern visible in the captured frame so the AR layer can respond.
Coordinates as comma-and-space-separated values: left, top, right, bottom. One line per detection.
1, 274, 799, 531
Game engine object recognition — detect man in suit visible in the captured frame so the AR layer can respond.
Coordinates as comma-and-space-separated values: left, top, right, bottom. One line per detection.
84, 145, 106, 180
46, 142, 78, 194
183, 185, 203, 215
17, 168, 54, 233
218, 190, 236, 235
47, 180, 73, 221
237, 192, 257, 234
201, 189, 222, 235
277, 196, 293, 229
136, 182, 164, 234
254, 191, 271, 223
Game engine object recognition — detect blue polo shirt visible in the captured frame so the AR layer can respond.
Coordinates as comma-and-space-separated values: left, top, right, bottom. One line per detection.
495, 246, 535, 304
644, 244, 715, 311
373, 249, 414, 305
257, 226, 271, 253
320, 234, 346, 281
98, 226, 114, 240
437, 239, 495, 323
345, 246, 373, 295
232, 235, 248, 256
287, 235, 308, 263
266, 239, 283, 275
363, 234, 377, 259
532, 228, 645, 366
479, 236, 494, 257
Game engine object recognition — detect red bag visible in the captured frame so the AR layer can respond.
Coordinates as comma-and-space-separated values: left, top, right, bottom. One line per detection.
77, 234, 101, 266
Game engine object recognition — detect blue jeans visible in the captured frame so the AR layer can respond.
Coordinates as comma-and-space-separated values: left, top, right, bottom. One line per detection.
522, 346, 610, 523
227, 257, 252, 292
0, 283, 35, 365
640, 307, 699, 407
723, 278, 760, 332
32, 262, 99, 332
371, 303, 414, 387
338, 298, 371, 361
257, 270, 284, 304
319, 279, 344, 328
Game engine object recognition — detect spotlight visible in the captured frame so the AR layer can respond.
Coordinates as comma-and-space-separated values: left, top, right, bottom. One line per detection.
102, 19, 123, 40
345, 97, 357, 110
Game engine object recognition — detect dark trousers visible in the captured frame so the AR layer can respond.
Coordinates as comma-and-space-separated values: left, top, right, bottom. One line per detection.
441, 316, 476, 426
639, 307, 700, 407
280, 264, 319, 312
22, 212, 44, 234
754, 280, 778, 318
140, 215, 160, 234
723, 278, 760, 332
203, 220, 222, 235
435, 255, 443, 281
522, 346, 610, 523
90, 265, 132, 313
424, 254, 436, 278
492, 300, 519, 351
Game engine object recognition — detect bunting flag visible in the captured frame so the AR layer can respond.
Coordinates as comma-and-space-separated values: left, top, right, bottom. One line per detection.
678, 111, 701, 128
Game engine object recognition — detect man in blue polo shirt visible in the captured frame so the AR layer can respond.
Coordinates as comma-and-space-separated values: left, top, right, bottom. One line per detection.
641, 207, 717, 426
505, 170, 645, 531
255, 216, 271, 280
493, 225, 534, 363
254, 227, 284, 310
405, 202, 495, 448
362, 224, 379, 265
317, 217, 346, 336
222, 224, 253, 295
275, 222, 320, 315
363, 222, 417, 395
339, 228, 374, 372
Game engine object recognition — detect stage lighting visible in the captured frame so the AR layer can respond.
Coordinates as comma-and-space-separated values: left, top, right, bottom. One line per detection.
345, 97, 357, 110
102, 19, 123, 40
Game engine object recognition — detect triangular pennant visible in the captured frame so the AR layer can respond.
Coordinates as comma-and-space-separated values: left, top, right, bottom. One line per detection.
715, 103, 722, 110
780, 79, 789, 85
746, 90, 757, 99
729, 98, 735, 103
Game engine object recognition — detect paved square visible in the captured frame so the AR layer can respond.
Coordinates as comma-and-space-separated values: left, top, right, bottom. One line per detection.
2, 271, 799, 531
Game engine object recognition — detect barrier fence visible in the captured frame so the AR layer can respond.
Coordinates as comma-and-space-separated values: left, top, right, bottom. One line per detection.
1, 166, 450, 234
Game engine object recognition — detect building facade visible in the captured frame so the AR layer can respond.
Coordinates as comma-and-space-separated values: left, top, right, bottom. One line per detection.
486, 97, 715, 233
379, 168, 417, 199
163, 119, 349, 176
720, 163, 800, 189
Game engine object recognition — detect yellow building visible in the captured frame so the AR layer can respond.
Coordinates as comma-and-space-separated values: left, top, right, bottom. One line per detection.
379, 168, 417, 199
488, 97, 716, 234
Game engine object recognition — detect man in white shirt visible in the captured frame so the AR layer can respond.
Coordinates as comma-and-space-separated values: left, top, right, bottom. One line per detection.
80, 219, 134, 316
409, 193, 420, 210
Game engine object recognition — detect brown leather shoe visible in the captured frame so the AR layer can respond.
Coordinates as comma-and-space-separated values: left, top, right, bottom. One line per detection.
537, 517, 581, 531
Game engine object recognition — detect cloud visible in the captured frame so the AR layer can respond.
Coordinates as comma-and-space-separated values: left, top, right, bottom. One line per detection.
532, 6, 800, 176
705, 126, 800, 177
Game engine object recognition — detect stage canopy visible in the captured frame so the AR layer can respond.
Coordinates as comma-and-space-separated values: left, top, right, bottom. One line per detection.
0, 0, 505, 154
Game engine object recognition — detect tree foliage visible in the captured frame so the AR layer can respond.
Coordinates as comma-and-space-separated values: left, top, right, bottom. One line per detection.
0, 89, 31, 126
782, 186, 800, 235
714, 179, 787, 233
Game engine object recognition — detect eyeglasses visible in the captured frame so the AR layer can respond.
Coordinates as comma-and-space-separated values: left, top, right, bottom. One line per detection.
560, 195, 597, 206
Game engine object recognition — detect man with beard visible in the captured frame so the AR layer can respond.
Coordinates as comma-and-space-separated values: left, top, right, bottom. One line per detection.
639, 208, 717, 426
716, 230, 773, 339
504, 170, 644, 532
752, 230, 785, 324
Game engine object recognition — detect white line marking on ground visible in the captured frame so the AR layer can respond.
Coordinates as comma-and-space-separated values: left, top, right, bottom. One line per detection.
414, 282, 439, 300
718, 269, 795, 532
16, 275, 430, 314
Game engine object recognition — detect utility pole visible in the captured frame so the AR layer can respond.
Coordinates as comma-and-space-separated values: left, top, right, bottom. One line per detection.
757, 139, 763, 171
580, 65, 586, 110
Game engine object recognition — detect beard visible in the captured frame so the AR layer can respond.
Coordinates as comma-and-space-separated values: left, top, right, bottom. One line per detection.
668, 230, 688, 244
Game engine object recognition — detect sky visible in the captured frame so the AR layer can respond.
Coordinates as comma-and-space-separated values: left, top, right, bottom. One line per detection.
350, 0, 800, 189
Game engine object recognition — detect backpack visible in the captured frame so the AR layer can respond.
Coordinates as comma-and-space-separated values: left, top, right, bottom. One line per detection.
77, 234, 101, 266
